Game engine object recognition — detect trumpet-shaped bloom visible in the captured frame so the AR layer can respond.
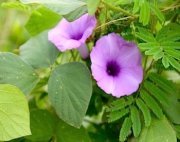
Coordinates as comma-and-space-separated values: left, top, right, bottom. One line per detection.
90, 33, 143, 97
48, 13, 96, 58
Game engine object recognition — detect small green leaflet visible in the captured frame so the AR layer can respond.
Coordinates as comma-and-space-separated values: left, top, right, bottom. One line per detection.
25, 109, 55, 141
119, 117, 132, 142
0, 84, 31, 141
130, 106, 141, 137
138, 117, 177, 142
136, 25, 180, 71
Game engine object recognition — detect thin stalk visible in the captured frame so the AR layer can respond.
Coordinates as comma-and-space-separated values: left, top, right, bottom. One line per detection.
101, 0, 136, 17
96, 16, 136, 31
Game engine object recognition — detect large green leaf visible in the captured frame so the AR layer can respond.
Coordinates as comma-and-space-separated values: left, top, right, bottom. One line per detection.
138, 117, 177, 142
56, 119, 91, 142
48, 62, 92, 128
25, 6, 61, 36
20, 31, 59, 69
25, 109, 55, 141
0, 84, 31, 141
20, 0, 86, 15
63, 5, 87, 22
0, 53, 39, 95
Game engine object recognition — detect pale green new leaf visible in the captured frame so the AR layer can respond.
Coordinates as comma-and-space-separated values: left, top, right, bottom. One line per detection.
119, 117, 132, 142
0, 53, 39, 95
1, 2, 31, 12
20, 31, 59, 69
138, 42, 158, 51
138, 117, 177, 142
150, 4, 165, 23
87, 0, 100, 15
48, 62, 92, 128
25, 6, 61, 36
133, 0, 140, 14
136, 98, 151, 127
0, 84, 31, 141
130, 106, 141, 137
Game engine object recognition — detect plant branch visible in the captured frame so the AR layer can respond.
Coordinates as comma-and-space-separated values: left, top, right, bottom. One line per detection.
96, 16, 136, 30
101, 0, 136, 17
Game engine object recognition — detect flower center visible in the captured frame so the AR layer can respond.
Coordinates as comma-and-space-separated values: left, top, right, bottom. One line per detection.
71, 33, 83, 40
106, 60, 120, 77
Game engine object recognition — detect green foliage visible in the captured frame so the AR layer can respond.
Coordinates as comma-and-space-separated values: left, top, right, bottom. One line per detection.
137, 23, 180, 71
25, 109, 55, 141
139, 0, 150, 26
133, 0, 165, 25
56, 119, 91, 142
130, 106, 141, 137
63, 5, 87, 21
136, 98, 151, 127
108, 108, 129, 123
48, 62, 92, 128
107, 72, 178, 141
149, 73, 180, 124
150, 4, 165, 23
140, 89, 163, 119
0, 53, 39, 95
143, 81, 169, 106
0, 84, 31, 141
87, 0, 100, 15
20, 31, 59, 69
0, 0, 179, 141
25, 6, 61, 36
138, 117, 177, 142
174, 125, 180, 139
1, 2, 31, 12
20, 0, 86, 15
119, 117, 132, 142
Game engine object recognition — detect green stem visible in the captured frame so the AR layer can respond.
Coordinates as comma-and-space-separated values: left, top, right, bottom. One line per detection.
101, 0, 135, 17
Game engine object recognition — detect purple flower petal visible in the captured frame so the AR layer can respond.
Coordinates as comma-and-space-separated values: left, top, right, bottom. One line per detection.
90, 33, 143, 97
48, 13, 97, 52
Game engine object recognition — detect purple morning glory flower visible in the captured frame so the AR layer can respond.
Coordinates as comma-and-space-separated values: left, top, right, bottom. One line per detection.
90, 33, 143, 97
48, 13, 97, 59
